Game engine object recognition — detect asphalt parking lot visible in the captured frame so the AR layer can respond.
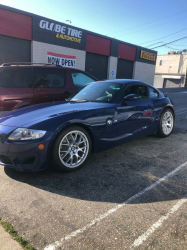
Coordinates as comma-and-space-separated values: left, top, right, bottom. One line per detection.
1, 88, 187, 250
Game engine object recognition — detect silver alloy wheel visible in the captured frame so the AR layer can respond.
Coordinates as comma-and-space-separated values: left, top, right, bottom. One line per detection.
162, 111, 174, 135
58, 130, 89, 168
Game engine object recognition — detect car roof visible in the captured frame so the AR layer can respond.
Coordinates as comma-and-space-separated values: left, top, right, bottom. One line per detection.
104, 79, 141, 84
0, 63, 98, 80
94, 79, 160, 92
0, 63, 69, 69
99, 79, 152, 86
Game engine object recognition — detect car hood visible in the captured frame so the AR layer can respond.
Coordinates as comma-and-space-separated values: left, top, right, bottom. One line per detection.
0, 101, 115, 128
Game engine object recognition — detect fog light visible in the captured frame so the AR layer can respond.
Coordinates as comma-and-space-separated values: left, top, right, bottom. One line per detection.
38, 144, 44, 150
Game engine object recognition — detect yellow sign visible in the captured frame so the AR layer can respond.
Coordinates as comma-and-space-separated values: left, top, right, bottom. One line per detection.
140, 51, 156, 61
56, 33, 81, 43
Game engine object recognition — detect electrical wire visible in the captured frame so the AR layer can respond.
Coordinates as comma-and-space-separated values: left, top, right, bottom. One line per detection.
116, 16, 187, 38
147, 41, 164, 47
150, 36, 187, 49
167, 44, 187, 46
163, 45, 187, 51
107, 9, 187, 36
139, 28, 187, 45
165, 45, 184, 50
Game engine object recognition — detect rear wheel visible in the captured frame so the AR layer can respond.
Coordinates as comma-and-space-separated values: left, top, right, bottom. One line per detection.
51, 126, 91, 172
157, 109, 174, 137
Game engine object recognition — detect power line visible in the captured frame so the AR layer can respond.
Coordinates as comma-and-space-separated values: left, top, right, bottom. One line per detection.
148, 42, 187, 50
147, 36, 187, 48
150, 36, 187, 49
139, 28, 187, 45
167, 44, 187, 46
107, 9, 187, 36
147, 41, 164, 47
116, 16, 187, 38
165, 45, 185, 50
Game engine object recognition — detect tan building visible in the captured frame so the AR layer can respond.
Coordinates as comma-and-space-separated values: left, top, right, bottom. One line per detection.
154, 52, 187, 88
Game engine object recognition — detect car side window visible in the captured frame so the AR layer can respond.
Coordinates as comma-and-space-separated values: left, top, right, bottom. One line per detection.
124, 85, 149, 99
124, 86, 133, 96
0, 68, 32, 88
71, 71, 95, 88
148, 87, 159, 98
33, 68, 66, 88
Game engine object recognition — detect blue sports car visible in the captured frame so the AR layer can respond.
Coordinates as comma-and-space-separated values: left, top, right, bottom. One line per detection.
0, 80, 174, 172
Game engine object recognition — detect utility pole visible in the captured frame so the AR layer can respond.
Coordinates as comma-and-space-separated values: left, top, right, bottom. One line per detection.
179, 50, 187, 87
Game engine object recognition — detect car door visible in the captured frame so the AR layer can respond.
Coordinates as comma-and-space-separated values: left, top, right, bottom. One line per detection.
33, 67, 72, 104
115, 84, 154, 137
0, 67, 34, 111
70, 70, 97, 94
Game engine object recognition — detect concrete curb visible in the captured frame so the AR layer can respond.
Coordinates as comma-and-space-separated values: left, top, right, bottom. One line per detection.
0, 225, 23, 250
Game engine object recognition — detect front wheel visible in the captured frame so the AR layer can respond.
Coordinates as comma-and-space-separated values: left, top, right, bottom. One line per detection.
51, 126, 92, 172
157, 108, 174, 137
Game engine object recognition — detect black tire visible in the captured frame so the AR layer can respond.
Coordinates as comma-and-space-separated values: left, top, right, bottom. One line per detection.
157, 108, 174, 138
51, 126, 92, 172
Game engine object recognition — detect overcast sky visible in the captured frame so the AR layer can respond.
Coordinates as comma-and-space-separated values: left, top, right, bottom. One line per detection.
0, 0, 187, 55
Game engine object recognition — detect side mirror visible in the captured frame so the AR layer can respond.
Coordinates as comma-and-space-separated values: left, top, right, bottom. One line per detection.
123, 94, 139, 102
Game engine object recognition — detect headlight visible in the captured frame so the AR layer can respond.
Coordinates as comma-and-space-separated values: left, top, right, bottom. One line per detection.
8, 128, 47, 141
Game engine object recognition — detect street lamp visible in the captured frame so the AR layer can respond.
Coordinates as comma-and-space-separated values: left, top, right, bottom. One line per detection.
65, 20, 72, 24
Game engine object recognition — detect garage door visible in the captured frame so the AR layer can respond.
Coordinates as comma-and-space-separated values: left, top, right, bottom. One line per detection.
163, 78, 180, 88
0, 35, 31, 65
85, 52, 108, 80
117, 59, 134, 79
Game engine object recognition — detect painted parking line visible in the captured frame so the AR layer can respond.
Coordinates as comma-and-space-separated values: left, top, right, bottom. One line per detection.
131, 195, 187, 248
176, 110, 187, 115
176, 108, 187, 113
44, 161, 187, 250
167, 92, 187, 95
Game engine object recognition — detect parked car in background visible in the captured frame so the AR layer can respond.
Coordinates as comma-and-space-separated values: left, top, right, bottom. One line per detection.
0, 79, 175, 172
0, 63, 97, 115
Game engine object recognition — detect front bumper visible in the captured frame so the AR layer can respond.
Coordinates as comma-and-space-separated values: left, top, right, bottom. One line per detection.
0, 125, 55, 171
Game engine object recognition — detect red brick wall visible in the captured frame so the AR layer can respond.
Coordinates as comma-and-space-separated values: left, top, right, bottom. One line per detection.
0, 8, 32, 40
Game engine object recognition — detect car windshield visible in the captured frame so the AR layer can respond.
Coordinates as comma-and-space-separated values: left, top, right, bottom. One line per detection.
70, 81, 123, 103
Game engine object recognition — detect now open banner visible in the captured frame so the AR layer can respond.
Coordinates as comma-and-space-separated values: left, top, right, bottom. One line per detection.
47, 52, 76, 68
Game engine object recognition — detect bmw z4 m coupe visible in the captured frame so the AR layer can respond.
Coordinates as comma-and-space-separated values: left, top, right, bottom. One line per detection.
0, 80, 175, 172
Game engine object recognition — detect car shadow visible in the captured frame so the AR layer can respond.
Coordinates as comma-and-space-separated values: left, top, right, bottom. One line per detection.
4, 127, 187, 204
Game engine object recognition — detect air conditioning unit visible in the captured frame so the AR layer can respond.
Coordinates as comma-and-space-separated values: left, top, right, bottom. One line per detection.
168, 51, 176, 55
